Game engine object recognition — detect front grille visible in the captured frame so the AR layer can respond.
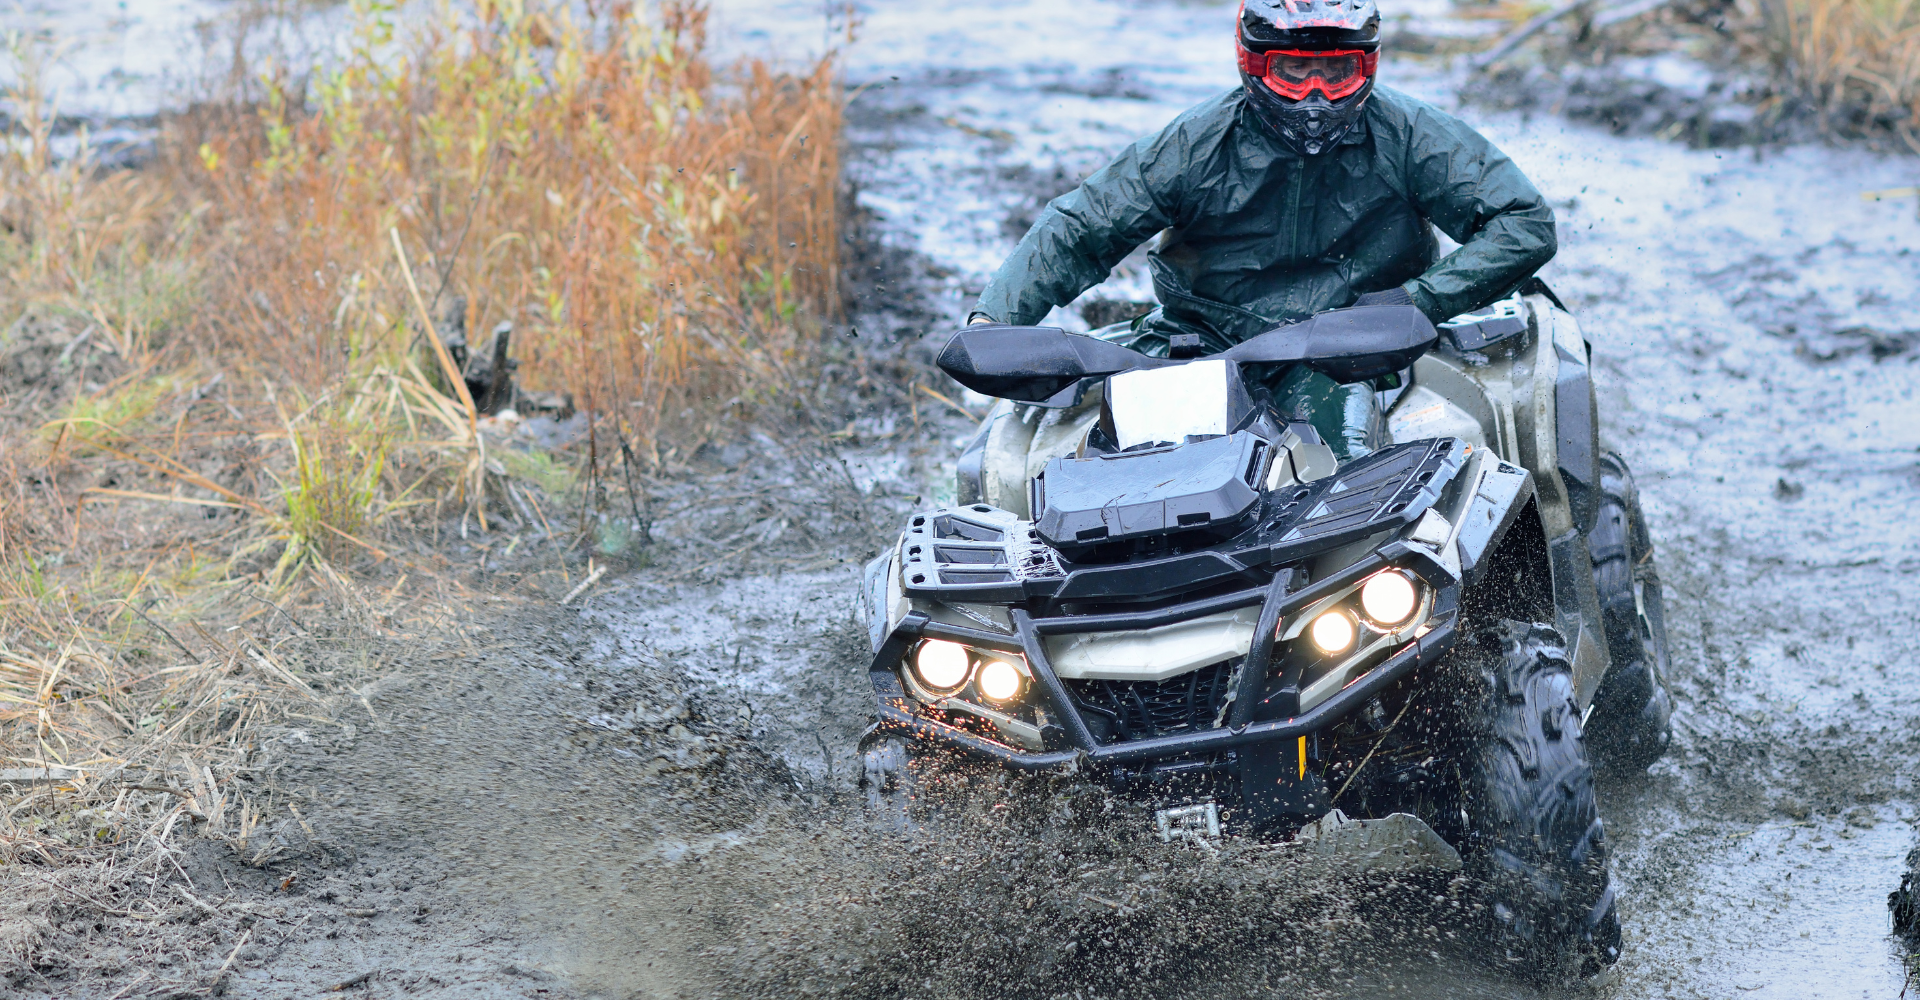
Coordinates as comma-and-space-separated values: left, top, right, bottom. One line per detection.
1069, 659, 1238, 741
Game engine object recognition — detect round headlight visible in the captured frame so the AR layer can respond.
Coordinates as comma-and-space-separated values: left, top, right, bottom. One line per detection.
1360, 570, 1419, 626
913, 639, 971, 691
1309, 611, 1356, 655
977, 659, 1024, 702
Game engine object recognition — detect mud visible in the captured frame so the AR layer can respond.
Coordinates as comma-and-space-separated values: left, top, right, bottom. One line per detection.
9, 0, 1920, 996
191, 601, 1530, 1000
1466, 57, 1777, 149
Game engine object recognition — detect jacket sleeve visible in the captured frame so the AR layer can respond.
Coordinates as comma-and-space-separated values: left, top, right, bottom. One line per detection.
970, 121, 1197, 326
1393, 107, 1557, 323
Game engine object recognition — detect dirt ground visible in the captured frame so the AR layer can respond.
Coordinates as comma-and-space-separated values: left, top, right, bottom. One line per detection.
8, 0, 1920, 997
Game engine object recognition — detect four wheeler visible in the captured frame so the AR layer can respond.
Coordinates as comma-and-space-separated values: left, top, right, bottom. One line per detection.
857, 286, 1673, 977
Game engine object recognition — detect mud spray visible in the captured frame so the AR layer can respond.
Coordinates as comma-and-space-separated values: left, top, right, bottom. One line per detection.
278, 598, 1518, 1000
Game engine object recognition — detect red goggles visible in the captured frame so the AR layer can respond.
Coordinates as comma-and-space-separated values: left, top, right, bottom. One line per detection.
1236, 45, 1377, 101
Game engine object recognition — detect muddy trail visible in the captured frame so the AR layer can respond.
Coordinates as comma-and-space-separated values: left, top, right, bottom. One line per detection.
12, 0, 1920, 997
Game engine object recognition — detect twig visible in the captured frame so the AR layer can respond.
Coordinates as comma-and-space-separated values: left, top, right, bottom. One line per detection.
390, 228, 479, 431
427, 142, 499, 318
109, 600, 198, 661
38, 876, 153, 919
1591, 0, 1681, 30
175, 885, 220, 917
103, 969, 150, 1000
1470, 0, 1598, 72
320, 521, 397, 563
617, 437, 653, 546
246, 592, 311, 635
122, 783, 194, 800
206, 927, 252, 994
327, 971, 378, 991
561, 562, 607, 605
1331, 697, 1415, 804
915, 383, 979, 422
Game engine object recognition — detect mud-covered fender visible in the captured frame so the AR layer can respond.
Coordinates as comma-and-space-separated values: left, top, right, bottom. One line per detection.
954, 409, 996, 507
1551, 322, 1600, 537
1447, 451, 1534, 587
1434, 449, 1610, 708
862, 549, 906, 653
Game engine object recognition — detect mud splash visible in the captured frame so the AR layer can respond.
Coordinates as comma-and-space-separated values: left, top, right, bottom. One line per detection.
280, 604, 1520, 1000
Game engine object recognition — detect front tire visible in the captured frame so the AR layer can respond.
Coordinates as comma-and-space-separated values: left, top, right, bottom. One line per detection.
1467, 622, 1621, 978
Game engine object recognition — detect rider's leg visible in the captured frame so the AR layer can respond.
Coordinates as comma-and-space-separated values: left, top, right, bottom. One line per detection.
1269, 365, 1382, 463
1092, 314, 1380, 461
1087, 313, 1169, 356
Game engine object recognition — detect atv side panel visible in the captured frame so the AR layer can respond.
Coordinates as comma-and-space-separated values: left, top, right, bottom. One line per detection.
1387, 296, 1612, 706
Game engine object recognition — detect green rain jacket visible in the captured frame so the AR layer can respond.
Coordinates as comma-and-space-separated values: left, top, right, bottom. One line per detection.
970, 85, 1557, 350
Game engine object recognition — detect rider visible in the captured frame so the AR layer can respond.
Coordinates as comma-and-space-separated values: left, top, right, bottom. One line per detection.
966, 0, 1556, 460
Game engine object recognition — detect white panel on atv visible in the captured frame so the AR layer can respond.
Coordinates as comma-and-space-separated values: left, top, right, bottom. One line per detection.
1108, 358, 1231, 450
1264, 424, 1338, 491
1044, 605, 1259, 683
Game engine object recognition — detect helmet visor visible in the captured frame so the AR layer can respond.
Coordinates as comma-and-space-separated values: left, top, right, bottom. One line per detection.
1240, 47, 1376, 101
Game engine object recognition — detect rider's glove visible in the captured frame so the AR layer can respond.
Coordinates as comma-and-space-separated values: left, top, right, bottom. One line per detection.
1353, 286, 1415, 308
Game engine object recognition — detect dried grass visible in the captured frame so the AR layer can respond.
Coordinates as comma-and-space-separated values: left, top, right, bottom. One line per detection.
1746, 0, 1920, 147
186, 0, 843, 446
0, 0, 844, 953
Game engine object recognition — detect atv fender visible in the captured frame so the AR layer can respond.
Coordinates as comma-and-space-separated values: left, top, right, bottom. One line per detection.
1522, 303, 1612, 707
862, 549, 909, 654
1388, 293, 1613, 707
1443, 449, 1534, 588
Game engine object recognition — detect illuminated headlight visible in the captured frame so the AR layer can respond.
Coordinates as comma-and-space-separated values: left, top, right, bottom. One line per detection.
1359, 570, 1420, 627
976, 659, 1024, 703
1309, 611, 1356, 654
912, 639, 972, 691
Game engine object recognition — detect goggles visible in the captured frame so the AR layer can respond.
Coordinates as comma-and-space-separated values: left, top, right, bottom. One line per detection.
1235, 45, 1377, 101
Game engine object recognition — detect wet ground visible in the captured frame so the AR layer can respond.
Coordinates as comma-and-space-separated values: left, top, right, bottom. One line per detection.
9, 0, 1920, 996
674, 0, 1920, 995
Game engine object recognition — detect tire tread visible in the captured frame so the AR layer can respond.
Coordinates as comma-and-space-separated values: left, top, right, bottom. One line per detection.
1469, 621, 1621, 977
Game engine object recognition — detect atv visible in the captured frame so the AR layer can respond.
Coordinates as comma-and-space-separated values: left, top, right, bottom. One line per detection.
856, 285, 1673, 976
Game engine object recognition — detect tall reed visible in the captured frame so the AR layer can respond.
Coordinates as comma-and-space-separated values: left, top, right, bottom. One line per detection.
1750, 0, 1920, 145
192, 0, 843, 444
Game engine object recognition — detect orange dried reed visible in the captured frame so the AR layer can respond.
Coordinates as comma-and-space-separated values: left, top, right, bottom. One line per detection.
194, 0, 842, 441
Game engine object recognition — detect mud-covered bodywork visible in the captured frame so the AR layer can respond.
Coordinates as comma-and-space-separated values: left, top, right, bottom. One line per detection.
858, 291, 1639, 836
1386, 286, 1615, 703
863, 432, 1525, 819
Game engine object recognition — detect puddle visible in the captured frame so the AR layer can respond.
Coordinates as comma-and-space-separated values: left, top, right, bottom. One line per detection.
1617, 813, 1913, 998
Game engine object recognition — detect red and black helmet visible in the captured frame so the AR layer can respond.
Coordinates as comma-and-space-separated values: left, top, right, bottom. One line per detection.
1236, 0, 1382, 155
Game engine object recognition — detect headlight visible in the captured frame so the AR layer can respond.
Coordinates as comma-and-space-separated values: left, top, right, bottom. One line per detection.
913, 639, 971, 691
1359, 570, 1419, 627
1309, 611, 1356, 654
976, 659, 1024, 702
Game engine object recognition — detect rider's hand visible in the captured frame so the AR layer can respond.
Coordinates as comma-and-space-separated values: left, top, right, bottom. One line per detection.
967, 313, 995, 325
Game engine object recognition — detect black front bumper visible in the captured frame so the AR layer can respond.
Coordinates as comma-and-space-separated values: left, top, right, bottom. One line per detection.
867, 541, 1460, 772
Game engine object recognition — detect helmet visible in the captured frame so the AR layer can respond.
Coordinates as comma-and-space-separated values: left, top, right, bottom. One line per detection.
1236, 0, 1382, 155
